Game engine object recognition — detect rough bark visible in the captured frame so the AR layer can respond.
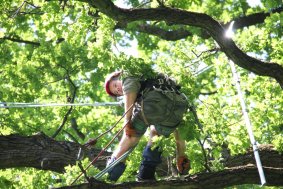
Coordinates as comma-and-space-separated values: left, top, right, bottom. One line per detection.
1, 133, 283, 188
115, 6, 283, 41
86, 0, 283, 89
57, 167, 283, 189
0, 133, 169, 176
0, 132, 109, 172
55, 145, 283, 189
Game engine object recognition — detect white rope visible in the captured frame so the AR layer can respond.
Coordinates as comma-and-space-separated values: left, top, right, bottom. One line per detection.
229, 60, 266, 186
226, 21, 266, 186
0, 101, 122, 108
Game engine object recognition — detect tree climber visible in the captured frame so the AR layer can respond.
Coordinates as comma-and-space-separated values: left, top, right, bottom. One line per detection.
104, 69, 190, 181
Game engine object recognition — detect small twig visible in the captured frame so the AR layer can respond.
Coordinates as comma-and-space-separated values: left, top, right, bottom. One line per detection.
25, 1, 41, 9
78, 162, 91, 183
2, 36, 40, 46
189, 104, 204, 133
197, 136, 212, 172
11, 0, 26, 18
71, 118, 85, 140
192, 48, 220, 58
199, 91, 217, 95
52, 74, 78, 138
63, 130, 79, 143
135, 1, 151, 8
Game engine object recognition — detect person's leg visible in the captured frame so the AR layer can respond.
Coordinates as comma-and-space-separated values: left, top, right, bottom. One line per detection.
107, 133, 141, 181
137, 126, 162, 180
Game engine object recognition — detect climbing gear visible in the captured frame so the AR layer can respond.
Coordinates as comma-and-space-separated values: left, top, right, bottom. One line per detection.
226, 21, 265, 185
71, 103, 134, 185
139, 74, 181, 96
76, 103, 134, 160
138, 90, 188, 137
177, 156, 190, 175
0, 101, 122, 108
105, 71, 122, 96
71, 119, 129, 185
121, 73, 189, 138
137, 146, 162, 180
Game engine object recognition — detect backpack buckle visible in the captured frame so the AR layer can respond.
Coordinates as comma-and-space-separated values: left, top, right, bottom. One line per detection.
157, 78, 164, 85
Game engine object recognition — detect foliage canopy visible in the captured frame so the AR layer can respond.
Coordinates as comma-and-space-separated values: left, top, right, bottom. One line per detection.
0, 0, 282, 188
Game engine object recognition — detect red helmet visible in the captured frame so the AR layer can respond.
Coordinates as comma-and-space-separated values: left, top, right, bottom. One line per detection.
104, 71, 122, 96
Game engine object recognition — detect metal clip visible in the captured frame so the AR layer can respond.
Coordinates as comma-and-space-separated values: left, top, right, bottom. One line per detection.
158, 78, 164, 85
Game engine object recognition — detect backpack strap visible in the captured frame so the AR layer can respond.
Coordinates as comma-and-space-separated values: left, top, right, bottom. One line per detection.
139, 74, 181, 96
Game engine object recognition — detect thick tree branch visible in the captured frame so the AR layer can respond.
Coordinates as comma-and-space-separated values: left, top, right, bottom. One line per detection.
58, 167, 283, 189
87, 0, 283, 89
1, 133, 283, 188
0, 133, 109, 172
1, 36, 41, 46
1, 36, 65, 45
118, 6, 283, 41
56, 145, 283, 189
224, 6, 283, 30
115, 23, 195, 41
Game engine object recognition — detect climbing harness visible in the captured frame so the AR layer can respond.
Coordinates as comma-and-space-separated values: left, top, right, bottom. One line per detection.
71, 103, 134, 185
139, 74, 181, 96
0, 101, 122, 108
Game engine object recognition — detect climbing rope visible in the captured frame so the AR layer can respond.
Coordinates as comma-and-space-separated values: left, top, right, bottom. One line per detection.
0, 101, 122, 108
71, 103, 134, 185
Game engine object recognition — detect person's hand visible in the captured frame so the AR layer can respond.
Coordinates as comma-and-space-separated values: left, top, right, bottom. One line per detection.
177, 155, 190, 175
125, 121, 136, 137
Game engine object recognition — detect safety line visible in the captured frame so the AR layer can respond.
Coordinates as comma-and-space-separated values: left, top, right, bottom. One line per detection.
71, 103, 134, 185
0, 102, 122, 108
229, 60, 266, 185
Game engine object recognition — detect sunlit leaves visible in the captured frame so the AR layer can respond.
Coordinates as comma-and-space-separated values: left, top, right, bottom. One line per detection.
1, 0, 283, 188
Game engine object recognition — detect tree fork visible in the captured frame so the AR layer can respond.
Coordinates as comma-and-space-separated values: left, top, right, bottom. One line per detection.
87, 0, 283, 89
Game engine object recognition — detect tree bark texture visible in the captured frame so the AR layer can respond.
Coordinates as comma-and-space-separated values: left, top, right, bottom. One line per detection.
57, 166, 283, 189
56, 144, 283, 189
0, 132, 109, 172
87, 0, 283, 89
1, 133, 283, 188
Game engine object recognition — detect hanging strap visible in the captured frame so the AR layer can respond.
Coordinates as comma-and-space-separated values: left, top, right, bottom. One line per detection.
140, 100, 150, 126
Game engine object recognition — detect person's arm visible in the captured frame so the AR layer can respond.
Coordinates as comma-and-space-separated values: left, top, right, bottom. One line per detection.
124, 92, 137, 123
174, 130, 186, 157
174, 130, 190, 175
111, 91, 139, 158
112, 92, 140, 158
